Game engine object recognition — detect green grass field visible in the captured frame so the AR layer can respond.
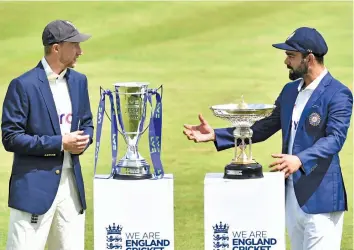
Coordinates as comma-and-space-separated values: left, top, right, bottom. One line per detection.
0, 2, 352, 249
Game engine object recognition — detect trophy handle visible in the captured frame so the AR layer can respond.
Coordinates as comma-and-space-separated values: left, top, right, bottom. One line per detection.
139, 85, 163, 135
140, 101, 153, 135
94, 87, 117, 179
99, 92, 125, 138
99, 86, 127, 145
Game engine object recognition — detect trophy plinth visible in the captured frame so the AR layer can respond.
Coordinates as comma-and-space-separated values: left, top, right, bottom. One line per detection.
210, 96, 275, 179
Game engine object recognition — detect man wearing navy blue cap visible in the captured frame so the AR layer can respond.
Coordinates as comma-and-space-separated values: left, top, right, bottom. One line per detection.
2, 20, 93, 250
183, 27, 352, 249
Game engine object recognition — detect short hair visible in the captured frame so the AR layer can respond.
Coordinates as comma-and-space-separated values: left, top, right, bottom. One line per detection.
44, 45, 52, 56
301, 52, 324, 65
314, 55, 324, 64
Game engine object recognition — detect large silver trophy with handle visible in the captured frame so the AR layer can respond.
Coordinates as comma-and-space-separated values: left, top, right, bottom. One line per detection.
94, 82, 164, 180
210, 96, 275, 179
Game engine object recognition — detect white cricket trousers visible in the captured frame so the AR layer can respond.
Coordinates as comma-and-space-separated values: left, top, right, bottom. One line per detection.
285, 177, 344, 250
6, 168, 85, 250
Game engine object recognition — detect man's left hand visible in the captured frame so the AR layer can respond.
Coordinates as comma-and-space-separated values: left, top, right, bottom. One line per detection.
269, 154, 302, 178
68, 131, 90, 155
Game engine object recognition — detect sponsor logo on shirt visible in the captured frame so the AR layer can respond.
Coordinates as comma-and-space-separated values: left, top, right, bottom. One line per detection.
59, 113, 72, 124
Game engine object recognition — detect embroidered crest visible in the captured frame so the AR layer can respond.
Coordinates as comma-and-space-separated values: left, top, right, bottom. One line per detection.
309, 112, 321, 126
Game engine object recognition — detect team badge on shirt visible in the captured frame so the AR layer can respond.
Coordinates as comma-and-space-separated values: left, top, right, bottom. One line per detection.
309, 112, 321, 126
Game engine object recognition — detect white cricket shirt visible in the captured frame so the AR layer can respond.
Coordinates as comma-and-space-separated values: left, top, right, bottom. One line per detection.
287, 68, 328, 180
41, 57, 73, 169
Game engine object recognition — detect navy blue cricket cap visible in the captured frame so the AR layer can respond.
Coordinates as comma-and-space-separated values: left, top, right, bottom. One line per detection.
272, 27, 328, 56
42, 20, 91, 46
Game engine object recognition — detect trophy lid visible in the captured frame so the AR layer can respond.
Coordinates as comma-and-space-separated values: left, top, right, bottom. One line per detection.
113, 82, 149, 87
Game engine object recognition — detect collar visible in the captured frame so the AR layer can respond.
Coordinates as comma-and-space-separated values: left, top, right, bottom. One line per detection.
41, 57, 67, 81
297, 68, 328, 92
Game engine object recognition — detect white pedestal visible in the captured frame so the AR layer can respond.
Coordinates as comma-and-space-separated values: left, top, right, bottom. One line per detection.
204, 172, 285, 250
94, 174, 174, 250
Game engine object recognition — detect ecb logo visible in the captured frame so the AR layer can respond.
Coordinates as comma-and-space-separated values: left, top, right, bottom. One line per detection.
106, 223, 123, 249
213, 221, 230, 250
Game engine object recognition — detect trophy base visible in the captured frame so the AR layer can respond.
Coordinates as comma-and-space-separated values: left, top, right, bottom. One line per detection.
224, 162, 263, 179
113, 173, 152, 180
113, 161, 152, 180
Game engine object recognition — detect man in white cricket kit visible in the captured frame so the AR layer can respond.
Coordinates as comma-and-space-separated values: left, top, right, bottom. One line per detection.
1, 20, 94, 250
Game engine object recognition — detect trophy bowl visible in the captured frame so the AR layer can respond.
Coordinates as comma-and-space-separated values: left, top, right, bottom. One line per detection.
210, 97, 276, 179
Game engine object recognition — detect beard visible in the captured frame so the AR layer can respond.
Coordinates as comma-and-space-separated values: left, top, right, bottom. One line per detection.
59, 55, 78, 69
66, 58, 77, 68
288, 60, 308, 80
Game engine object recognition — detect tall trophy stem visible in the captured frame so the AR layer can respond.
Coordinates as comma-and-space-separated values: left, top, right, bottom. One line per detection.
249, 138, 253, 161
248, 127, 253, 161
224, 126, 263, 179
241, 138, 246, 162
234, 137, 238, 162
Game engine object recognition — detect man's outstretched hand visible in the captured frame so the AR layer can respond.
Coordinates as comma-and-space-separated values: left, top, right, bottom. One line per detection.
183, 114, 215, 143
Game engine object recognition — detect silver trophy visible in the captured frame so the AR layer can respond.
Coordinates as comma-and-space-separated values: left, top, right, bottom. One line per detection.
94, 82, 163, 181
210, 96, 275, 179
113, 82, 160, 180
